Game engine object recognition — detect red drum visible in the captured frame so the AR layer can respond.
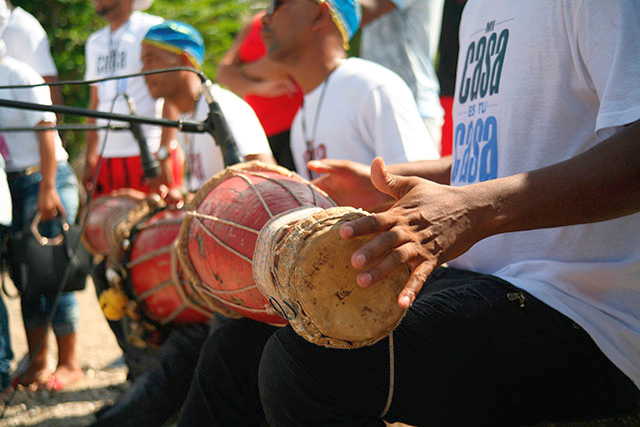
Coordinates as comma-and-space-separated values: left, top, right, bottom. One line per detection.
125, 208, 215, 324
176, 161, 335, 325
82, 189, 152, 257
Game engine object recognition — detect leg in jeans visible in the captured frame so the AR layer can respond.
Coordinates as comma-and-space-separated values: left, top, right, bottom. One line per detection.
92, 322, 211, 427
0, 293, 12, 393
0, 225, 13, 393
259, 268, 640, 427
10, 163, 83, 388
178, 318, 277, 427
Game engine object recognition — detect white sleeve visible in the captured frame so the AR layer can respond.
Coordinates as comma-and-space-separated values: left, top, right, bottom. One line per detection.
11, 66, 56, 126
84, 36, 97, 82
32, 34, 58, 77
218, 90, 272, 157
358, 80, 439, 165
575, 0, 640, 133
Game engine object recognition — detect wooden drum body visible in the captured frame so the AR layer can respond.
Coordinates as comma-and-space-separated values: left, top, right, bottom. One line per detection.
254, 206, 410, 349
176, 161, 335, 325
125, 208, 215, 324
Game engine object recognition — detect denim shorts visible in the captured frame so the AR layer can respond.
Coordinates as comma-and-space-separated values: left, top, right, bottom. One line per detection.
7, 162, 80, 335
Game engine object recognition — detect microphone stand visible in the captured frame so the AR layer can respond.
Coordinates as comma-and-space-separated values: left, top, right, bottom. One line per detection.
0, 98, 206, 133
124, 94, 160, 179
200, 79, 243, 167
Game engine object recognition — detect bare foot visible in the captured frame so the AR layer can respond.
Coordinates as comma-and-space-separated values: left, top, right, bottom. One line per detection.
13, 361, 52, 390
45, 365, 84, 391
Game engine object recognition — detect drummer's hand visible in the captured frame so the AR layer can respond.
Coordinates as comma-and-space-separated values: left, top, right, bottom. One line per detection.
37, 185, 65, 221
340, 157, 486, 308
152, 184, 184, 208
83, 155, 98, 193
309, 159, 392, 211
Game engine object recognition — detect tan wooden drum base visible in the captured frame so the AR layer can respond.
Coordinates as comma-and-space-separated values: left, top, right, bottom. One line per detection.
254, 206, 410, 349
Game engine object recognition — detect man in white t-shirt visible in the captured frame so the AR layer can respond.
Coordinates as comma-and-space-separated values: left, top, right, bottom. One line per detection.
140, 20, 274, 192
264, 0, 438, 183
359, 0, 445, 152
1, 24, 84, 390
90, 21, 274, 427
258, 1, 640, 426
0, 0, 61, 106
84, 0, 183, 197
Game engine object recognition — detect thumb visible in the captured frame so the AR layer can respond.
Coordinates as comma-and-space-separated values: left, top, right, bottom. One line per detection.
370, 157, 414, 200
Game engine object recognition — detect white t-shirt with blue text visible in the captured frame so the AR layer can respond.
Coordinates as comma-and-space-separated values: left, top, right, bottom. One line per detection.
448, 0, 640, 390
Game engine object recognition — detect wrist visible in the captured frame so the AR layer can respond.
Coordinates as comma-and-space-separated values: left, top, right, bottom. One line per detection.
39, 181, 56, 191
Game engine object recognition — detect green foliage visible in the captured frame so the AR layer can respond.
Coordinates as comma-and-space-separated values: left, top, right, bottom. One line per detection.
10, 0, 259, 160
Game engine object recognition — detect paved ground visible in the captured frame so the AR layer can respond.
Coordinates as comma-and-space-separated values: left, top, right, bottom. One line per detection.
0, 277, 128, 427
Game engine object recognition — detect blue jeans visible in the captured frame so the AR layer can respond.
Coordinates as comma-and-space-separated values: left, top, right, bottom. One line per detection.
7, 162, 80, 336
0, 225, 12, 390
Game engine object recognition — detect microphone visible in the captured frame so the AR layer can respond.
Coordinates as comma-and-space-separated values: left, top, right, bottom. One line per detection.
124, 94, 160, 179
200, 79, 243, 167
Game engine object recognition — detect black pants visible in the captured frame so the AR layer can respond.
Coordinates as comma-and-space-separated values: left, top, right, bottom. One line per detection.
259, 268, 640, 426
178, 317, 277, 427
91, 322, 210, 427
267, 130, 296, 172
91, 260, 161, 380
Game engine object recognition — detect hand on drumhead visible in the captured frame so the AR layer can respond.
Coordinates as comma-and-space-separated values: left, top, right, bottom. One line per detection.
340, 157, 485, 308
309, 159, 392, 211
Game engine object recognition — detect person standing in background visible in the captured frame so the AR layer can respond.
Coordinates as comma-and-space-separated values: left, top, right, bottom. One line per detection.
359, 0, 444, 153
0, 2, 12, 400
1, 24, 82, 390
83, 0, 182, 197
218, 11, 302, 172
0, 0, 62, 108
83, 0, 177, 381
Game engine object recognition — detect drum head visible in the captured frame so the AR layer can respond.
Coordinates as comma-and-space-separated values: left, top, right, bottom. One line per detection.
257, 207, 409, 348
176, 161, 335, 325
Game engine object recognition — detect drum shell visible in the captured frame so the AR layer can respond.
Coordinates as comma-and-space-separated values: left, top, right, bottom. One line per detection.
127, 208, 214, 324
177, 161, 335, 325
82, 193, 148, 257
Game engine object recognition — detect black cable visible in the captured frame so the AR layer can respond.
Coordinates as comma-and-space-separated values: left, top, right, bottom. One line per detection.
0, 124, 129, 132
0, 67, 205, 90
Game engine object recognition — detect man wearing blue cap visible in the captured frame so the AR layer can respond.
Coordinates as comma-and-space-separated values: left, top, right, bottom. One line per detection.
176, 1, 438, 425
91, 21, 274, 427
262, 0, 439, 181
140, 20, 274, 192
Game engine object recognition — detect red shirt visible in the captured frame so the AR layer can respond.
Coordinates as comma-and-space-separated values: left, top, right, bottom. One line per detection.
237, 13, 303, 136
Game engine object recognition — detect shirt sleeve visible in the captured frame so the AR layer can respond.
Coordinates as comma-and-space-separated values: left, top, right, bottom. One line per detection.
11, 65, 56, 127
574, 0, 640, 133
32, 34, 58, 77
358, 79, 439, 165
84, 36, 97, 82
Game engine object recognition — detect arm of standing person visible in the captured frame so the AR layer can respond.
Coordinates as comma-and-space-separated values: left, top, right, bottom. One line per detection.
83, 85, 99, 193
37, 123, 65, 221
217, 17, 297, 98
342, 121, 640, 308
42, 75, 63, 116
